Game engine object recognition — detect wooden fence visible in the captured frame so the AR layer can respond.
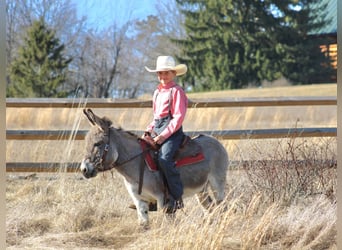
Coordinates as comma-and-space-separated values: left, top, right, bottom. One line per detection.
6, 96, 337, 108
6, 97, 337, 172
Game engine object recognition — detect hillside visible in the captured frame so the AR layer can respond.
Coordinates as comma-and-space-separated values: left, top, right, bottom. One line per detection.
186, 83, 336, 99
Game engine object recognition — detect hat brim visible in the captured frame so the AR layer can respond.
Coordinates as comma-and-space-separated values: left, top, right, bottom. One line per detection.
145, 64, 187, 76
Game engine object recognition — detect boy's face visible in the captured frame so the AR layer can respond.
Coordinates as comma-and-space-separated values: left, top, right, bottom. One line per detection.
157, 70, 176, 85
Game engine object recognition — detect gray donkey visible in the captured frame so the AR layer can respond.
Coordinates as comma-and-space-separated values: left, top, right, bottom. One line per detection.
80, 109, 229, 226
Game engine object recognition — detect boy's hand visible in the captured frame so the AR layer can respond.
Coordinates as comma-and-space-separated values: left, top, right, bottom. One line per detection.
142, 131, 151, 138
154, 135, 166, 145
142, 132, 159, 150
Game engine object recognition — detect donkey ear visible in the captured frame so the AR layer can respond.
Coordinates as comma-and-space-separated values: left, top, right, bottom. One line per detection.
83, 108, 97, 126
83, 108, 112, 131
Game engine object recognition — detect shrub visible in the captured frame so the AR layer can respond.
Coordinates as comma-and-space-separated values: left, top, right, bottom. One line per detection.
242, 137, 336, 205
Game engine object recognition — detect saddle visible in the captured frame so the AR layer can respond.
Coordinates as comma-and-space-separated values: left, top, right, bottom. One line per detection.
140, 135, 205, 172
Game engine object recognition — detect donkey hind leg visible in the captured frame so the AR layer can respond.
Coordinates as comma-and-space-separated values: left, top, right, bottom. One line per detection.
196, 182, 214, 210
208, 172, 226, 205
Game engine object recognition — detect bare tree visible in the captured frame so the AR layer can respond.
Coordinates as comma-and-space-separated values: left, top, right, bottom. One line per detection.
154, 0, 186, 53
120, 1, 187, 96
70, 23, 131, 98
68, 1, 159, 98
6, 1, 20, 67
69, 0, 152, 98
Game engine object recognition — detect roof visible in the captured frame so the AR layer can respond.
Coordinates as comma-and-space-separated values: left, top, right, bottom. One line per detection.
311, 0, 337, 34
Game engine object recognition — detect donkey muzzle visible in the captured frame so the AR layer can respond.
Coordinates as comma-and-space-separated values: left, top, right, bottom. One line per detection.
80, 160, 98, 178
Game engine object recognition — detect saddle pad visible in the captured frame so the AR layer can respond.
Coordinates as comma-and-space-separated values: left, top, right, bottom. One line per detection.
139, 140, 205, 172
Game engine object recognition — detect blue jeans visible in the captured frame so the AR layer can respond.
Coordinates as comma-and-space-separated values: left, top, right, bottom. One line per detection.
156, 127, 184, 200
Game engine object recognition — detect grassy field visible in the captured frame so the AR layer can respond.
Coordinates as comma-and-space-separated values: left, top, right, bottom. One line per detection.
6, 83, 337, 249
186, 83, 336, 98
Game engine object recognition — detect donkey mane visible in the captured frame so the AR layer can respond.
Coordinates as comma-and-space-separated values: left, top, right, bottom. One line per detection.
114, 127, 140, 140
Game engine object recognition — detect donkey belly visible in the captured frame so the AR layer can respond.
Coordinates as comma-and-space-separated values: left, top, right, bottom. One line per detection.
179, 162, 210, 196
178, 134, 228, 198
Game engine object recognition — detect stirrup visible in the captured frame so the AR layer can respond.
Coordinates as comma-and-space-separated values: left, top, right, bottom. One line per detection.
176, 198, 184, 209
163, 197, 184, 214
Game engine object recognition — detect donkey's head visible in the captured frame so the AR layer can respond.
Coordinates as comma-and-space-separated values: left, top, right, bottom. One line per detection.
80, 109, 119, 178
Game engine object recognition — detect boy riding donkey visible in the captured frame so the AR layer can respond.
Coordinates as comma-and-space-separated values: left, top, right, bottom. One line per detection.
142, 55, 188, 214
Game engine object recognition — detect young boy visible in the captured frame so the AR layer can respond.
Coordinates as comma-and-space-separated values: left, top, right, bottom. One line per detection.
144, 55, 188, 214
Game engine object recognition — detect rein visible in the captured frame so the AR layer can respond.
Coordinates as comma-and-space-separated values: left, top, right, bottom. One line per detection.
99, 128, 142, 171
100, 129, 153, 195
110, 141, 150, 169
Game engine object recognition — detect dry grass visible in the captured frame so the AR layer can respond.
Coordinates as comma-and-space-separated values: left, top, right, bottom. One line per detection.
6, 84, 337, 249
6, 166, 336, 249
186, 83, 336, 99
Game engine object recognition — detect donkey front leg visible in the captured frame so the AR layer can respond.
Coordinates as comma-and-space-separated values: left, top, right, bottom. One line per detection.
124, 179, 149, 226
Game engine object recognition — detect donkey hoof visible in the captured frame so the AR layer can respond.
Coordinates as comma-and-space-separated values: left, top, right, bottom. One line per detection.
128, 202, 158, 211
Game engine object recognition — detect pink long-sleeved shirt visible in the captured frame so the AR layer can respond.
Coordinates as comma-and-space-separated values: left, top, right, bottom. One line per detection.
146, 81, 188, 139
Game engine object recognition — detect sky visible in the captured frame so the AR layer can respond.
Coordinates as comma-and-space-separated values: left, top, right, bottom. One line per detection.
72, 0, 158, 29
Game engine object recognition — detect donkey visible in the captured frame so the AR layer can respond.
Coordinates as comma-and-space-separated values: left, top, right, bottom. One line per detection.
80, 109, 229, 226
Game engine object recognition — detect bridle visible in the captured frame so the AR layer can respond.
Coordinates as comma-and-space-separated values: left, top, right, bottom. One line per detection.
88, 127, 156, 195
91, 128, 151, 172
83, 108, 154, 195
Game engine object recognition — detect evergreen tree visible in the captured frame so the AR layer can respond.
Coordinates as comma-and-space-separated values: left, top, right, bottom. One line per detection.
272, 0, 334, 84
8, 18, 71, 97
175, 0, 332, 90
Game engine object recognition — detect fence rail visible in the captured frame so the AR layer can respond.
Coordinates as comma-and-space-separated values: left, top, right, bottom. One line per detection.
6, 97, 336, 172
6, 96, 337, 108
6, 127, 337, 141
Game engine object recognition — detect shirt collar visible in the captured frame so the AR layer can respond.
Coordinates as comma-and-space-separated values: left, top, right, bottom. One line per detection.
157, 81, 176, 90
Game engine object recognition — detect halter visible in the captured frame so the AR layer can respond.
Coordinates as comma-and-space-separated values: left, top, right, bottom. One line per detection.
94, 128, 151, 172
90, 130, 111, 172
89, 128, 153, 194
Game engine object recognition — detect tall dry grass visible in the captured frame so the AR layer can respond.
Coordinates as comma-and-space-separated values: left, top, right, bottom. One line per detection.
6, 149, 336, 249
6, 84, 337, 249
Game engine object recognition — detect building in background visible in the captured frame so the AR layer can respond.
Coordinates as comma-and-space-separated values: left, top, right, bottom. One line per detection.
311, 0, 337, 82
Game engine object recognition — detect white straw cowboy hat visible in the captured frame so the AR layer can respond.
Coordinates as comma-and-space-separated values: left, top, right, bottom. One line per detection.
145, 56, 187, 76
